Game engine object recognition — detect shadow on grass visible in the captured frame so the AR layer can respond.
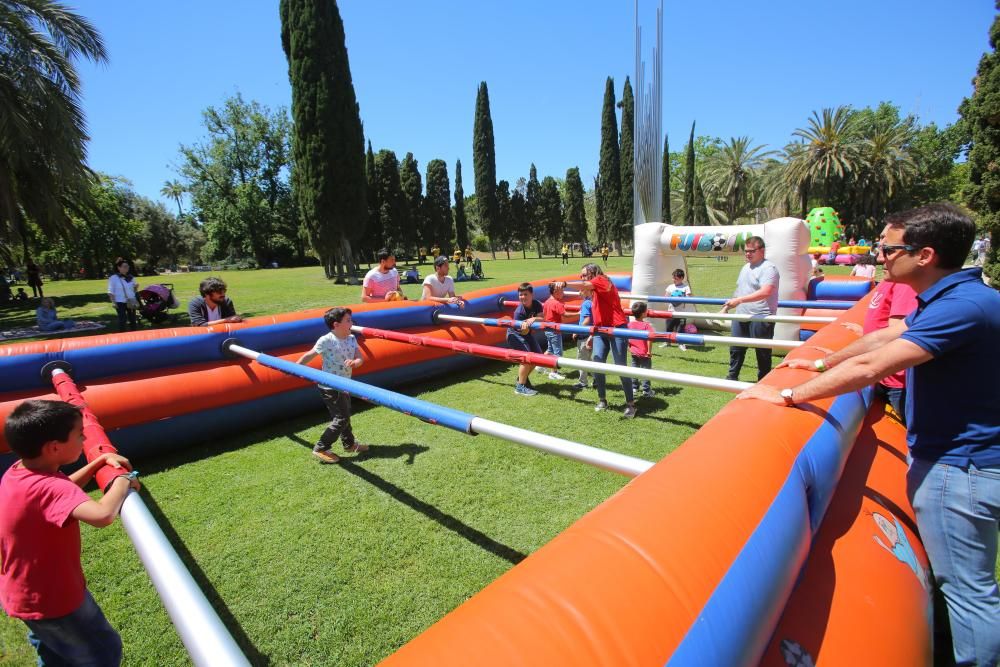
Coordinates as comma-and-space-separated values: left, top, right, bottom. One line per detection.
137, 490, 271, 665
286, 433, 526, 566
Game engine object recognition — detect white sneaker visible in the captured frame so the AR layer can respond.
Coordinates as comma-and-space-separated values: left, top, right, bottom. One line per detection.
548, 372, 566, 380
678, 344, 687, 351
658, 342, 670, 348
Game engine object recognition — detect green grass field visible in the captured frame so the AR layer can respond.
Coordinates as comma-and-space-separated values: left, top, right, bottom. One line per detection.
0, 256, 855, 666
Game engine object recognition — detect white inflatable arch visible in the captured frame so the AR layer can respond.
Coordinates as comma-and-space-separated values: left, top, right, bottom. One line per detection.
631, 218, 812, 340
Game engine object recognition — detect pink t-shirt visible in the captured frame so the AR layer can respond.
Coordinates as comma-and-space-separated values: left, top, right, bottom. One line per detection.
542, 297, 566, 323
864, 281, 918, 389
627, 320, 655, 357
0, 464, 90, 619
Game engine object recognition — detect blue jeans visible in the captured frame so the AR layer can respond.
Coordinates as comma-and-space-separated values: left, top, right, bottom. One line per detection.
543, 330, 563, 356
24, 590, 122, 666
630, 355, 651, 393
907, 458, 1000, 666
592, 332, 633, 403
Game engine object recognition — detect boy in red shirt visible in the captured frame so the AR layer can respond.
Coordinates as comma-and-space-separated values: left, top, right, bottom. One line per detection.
1, 400, 139, 666
541, 281, 576, 380
627, 302, 656, 398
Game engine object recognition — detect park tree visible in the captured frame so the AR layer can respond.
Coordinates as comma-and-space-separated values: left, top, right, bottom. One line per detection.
619, 76, 634, 250
453, 159, 468, 252
178, 94, 296, 267
598, 77, 620, 247
0, 1, 107, 263
662, 133, 672, 223
526, 164, 542, 257
539, 176, 563, 250
399, 152, 423, 255
563, 167, 587, 246
473, 81, 499, 258
703, 137, 773, 222
160, 180, 185, 217
364, 140, 382, 258
683, 121, 696, 225
594, 175, 607, 242
496, 179, 512, 258
374, 150, 406, 253
281, 0, 367, 281
424, 159, 453, 254
510, 188, 530, 258
962, 9, 1000, 283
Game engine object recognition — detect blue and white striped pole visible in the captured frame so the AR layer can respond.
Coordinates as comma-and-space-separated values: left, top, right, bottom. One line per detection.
564, 290, 857, 311
224, 343, 653, 477
434, 313, 803, 352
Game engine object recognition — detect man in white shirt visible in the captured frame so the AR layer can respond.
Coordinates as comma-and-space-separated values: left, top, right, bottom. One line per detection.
722, 235, 779, 381
421, 256, 465, 307
361, 249, 404, 302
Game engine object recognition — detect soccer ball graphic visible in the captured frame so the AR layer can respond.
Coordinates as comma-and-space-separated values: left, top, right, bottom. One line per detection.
711, 233, 728, 251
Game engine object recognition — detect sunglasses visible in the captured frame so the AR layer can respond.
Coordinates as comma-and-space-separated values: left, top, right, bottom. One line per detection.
876, 243, 920, 255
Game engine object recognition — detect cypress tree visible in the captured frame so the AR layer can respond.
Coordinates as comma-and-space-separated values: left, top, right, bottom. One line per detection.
399, 152, 423, 256
526, 164, 542, 257
662, 133, 672, 224
510, 188, 529, 258
365, 140, 382, 257
540, 176, 563, 249
280, 0, 366, 281
598, 77, 620, 249
454, 159, 467, 252
683, 121, 696, 225
619, 76, 634, 252
564, 167, 587, 245
594, 174, 606, 243
961, 10, 1000, 284
496, 179, 512, 258
473, 82, 499, 259
374, 149, 405, 253
424, 159, 452, 255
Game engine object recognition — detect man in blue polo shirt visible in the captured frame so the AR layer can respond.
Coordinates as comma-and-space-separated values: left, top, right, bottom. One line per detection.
737, 203, 999, 666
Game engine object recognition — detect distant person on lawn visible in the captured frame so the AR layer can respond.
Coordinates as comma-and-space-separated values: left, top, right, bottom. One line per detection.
36, 298, 75, 332
188, 277, 242, 326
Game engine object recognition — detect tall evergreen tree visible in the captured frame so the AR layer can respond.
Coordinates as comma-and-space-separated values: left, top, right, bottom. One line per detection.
683, 121, 696, 225
453, 159, 467, 252
473, 82, 499, 258
662, 133, 672, 224
961, 9, 1000, 284
564, 167, 587, 245
280, 0, 366, 281
496, 179, 512, 258
526, 164, 543, 257
399, 152, 423, 255
598, 77, 621, 248
364, 140, 382, 257
619, 76, 634, 253
424, 159, 453, 256
510, 189, 530, 258
540, 176, 563, 249
373, 149, 405, 252
594, 175, 607, 242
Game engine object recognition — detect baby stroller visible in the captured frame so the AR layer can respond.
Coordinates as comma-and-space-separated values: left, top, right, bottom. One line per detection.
137, 283, 179, 324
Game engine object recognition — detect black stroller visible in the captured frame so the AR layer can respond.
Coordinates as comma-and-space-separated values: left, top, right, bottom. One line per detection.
137, 283, 179, 324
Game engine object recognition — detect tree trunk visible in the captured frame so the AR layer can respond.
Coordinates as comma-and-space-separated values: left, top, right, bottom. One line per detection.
505, 247, 510, 259
490, 243, 496, 260
536, 241, 542, 259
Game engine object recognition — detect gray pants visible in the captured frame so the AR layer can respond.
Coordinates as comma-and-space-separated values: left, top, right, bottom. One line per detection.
631, 355, 652, 393
317, 387, 356, 450
576, 337, 593, 385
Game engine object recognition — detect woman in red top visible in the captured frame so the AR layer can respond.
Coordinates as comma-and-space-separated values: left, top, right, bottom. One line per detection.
576, 263, 636, 418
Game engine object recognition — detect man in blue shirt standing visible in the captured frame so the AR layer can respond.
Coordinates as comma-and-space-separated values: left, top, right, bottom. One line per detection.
738, 203, 999, 666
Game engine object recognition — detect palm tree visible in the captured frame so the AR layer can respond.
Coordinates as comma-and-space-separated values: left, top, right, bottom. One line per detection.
786, 107, 862, 216
160, 179, 186, 217
0, 1, 107, 260
702, 137, 774, 222
854, 122, 916, 223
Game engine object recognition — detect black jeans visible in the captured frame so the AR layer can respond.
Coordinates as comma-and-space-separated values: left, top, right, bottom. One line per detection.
317, 387, 356, 450
114, 302, 137, 330
727, 320, 774, 381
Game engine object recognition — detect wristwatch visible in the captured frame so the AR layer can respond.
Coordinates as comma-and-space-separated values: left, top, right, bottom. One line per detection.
780, 388, 795, 406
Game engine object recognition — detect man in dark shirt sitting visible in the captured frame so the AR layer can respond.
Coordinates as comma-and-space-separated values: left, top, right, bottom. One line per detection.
188, 277, 242, 326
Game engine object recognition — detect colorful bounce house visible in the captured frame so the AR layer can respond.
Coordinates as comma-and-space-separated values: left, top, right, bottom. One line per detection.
0, 213, 932, 665
804, 207, 873, 265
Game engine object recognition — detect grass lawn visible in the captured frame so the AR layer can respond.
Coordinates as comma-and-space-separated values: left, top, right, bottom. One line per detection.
0, 256, 859, 666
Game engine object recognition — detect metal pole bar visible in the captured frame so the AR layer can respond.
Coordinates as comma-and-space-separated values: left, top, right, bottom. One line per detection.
499, 301, 836, 325
225, 344, 652, 477
435, 313, 803, 351
563, 290, 857, 311
48, 369, 250, 667
353, 326, 751, 394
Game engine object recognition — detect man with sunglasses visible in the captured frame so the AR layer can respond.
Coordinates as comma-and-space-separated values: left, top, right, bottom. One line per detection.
738, 203, 999, 667
721, 236, 780, 381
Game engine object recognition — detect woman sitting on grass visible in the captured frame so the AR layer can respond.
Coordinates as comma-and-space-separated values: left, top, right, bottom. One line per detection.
35, 298, 75, 332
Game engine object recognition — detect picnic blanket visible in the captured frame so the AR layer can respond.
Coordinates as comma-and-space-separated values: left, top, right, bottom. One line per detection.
0, 321, 105, 342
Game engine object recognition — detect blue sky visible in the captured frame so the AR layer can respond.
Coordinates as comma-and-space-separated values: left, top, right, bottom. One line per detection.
74, 0, 995, 208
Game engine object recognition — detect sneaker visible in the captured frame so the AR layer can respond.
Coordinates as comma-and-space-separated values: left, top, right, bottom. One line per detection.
515, 383, 539, 396
548, 372, 566, 380
312, 448, 341, 464
572, 382, 588, 389
594, 400, 608, 412
623, 404, 637, 419
344, 442, 369, 453
678, 344, 687, 351
524, 379, 535, 389
642, 389, 656, 398
658, 342, 670, 348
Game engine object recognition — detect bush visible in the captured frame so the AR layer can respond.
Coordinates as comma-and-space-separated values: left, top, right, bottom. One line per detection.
472, 235, 491, 252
